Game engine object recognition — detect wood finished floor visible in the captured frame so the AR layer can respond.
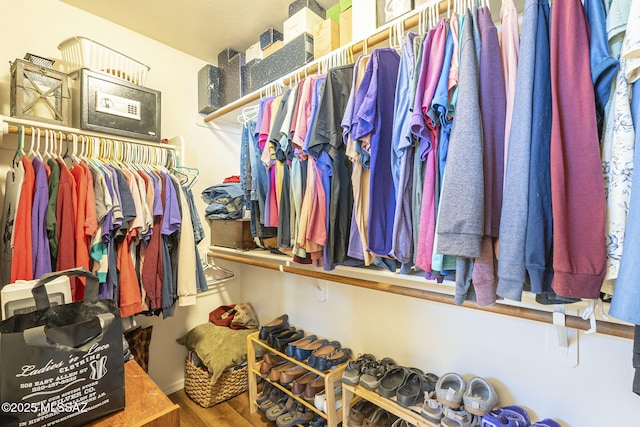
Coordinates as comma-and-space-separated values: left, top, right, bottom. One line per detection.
168, 389, 275, 427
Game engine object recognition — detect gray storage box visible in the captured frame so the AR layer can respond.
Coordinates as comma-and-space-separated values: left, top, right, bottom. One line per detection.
218, 48, 241, 66
260, 28, 283, 50
198, 64, 220, 114
72, 68, 161, 142
288, 0, 326, 18
219, 53, 246, 106
243, 59, 262, 95
248, 33, 314, 92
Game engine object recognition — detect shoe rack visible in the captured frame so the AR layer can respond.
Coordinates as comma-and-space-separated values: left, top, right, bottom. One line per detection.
246, 331, 346, 427
342, 384, 438, 427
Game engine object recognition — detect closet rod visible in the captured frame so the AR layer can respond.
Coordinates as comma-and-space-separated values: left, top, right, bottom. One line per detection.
203, 0, 450, 123
0, 115, 176, 151
209, 251, 634, 340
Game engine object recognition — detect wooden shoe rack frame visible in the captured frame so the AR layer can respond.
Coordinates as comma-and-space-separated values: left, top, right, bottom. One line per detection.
246, 331, 346, 427
342, 383, 439, 427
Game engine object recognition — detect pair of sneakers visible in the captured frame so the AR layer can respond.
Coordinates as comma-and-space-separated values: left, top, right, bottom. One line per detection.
481, 406, 561, 427
435, 373, 499, 415
420, 373, 498, 426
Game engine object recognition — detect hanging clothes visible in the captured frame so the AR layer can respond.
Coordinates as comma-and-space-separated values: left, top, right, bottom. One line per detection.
496, 0, 539, 301
500, 0, 520, 175
308, 64, 355, 270
2, 158, 26, 285
549, 0, 606, 299
524, 0, 554, 298
436, 9, 484, 260
352, 48, 401, 257
390, 32, 418, 271
31, 157, 51, 278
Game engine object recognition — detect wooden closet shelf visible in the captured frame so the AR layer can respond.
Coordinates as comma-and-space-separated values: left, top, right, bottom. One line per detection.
209, 247, 634, 341
0, 115, 176, 150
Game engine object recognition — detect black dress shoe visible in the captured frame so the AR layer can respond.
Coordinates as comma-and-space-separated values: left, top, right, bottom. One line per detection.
275, 329, 305, 353
267, 327, 295, 348
259, 314, 289, 340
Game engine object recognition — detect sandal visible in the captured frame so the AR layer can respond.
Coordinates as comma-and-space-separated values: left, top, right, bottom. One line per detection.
256, 381, 275, 405
266, 396, 297, 421
378, 366, 408, 399
276, 404, 313, 427
349, 399, 377, 427
359, 360, 385, 390
420, 390, 444, 423
396, 369, 427, 407
363, 407, 397, 427
258, 387, 284, 412
441, 406, 481, 427
342, 353, 376, 386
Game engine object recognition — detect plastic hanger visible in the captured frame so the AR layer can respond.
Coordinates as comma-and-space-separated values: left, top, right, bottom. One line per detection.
12, 125, 25, 166
27, 127, 38, 159
50, 131, 58, 160
202, 252, 236, 284
34, 128, 43, 159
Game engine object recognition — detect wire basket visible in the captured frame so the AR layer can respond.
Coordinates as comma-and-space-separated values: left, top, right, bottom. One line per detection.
57, 36, 150, 86
183, 358, 248, 408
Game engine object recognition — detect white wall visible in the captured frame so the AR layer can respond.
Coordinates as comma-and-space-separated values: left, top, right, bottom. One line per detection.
229, 260, 638, 427
0, 0, 243, 394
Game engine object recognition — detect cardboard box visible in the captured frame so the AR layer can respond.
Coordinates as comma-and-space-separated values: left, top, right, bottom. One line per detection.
263, 40, 284, 58
288, 0, 326, 18
197, 64, 220, 114
284, 7, 325, 42
210, 219, 256, 249
313, 18, 340, 59
339, 7, 352, 46
248, 33, 314, 92
245, 41, 263, 63
260, 28, 283, 50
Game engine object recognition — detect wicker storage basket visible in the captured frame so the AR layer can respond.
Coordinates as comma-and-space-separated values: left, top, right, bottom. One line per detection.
184, 358, 248, 407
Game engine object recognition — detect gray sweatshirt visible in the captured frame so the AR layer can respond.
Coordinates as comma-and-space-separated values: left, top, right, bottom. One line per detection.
436, 9, 484, 259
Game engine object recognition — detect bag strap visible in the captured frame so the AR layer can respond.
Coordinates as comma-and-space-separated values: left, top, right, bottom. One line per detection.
22, 313, 115, 352
32, 267, 100, 311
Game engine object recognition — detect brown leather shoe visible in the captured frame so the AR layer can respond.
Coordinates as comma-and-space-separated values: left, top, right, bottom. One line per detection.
264, 352, 287, 366
260, 353, 287, 375
303, 375, 326, 401
269, 361, 297, 382
291, 372, 320, 396
280, 364, 309, 384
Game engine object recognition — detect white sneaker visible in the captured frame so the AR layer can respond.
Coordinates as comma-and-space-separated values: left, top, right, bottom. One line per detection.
313, 386, 342, 413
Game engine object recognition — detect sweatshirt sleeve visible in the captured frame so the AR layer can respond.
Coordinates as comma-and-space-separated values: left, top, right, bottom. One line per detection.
436, 9, 484, 259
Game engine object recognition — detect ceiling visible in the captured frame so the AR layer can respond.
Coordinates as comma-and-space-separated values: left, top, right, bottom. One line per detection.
60, 0, 337, 65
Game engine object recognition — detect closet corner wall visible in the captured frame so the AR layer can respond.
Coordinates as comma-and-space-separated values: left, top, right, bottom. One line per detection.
0, 0, 243, 396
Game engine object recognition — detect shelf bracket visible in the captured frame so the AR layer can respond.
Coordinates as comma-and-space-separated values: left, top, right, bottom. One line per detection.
552, 305, 568, 353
